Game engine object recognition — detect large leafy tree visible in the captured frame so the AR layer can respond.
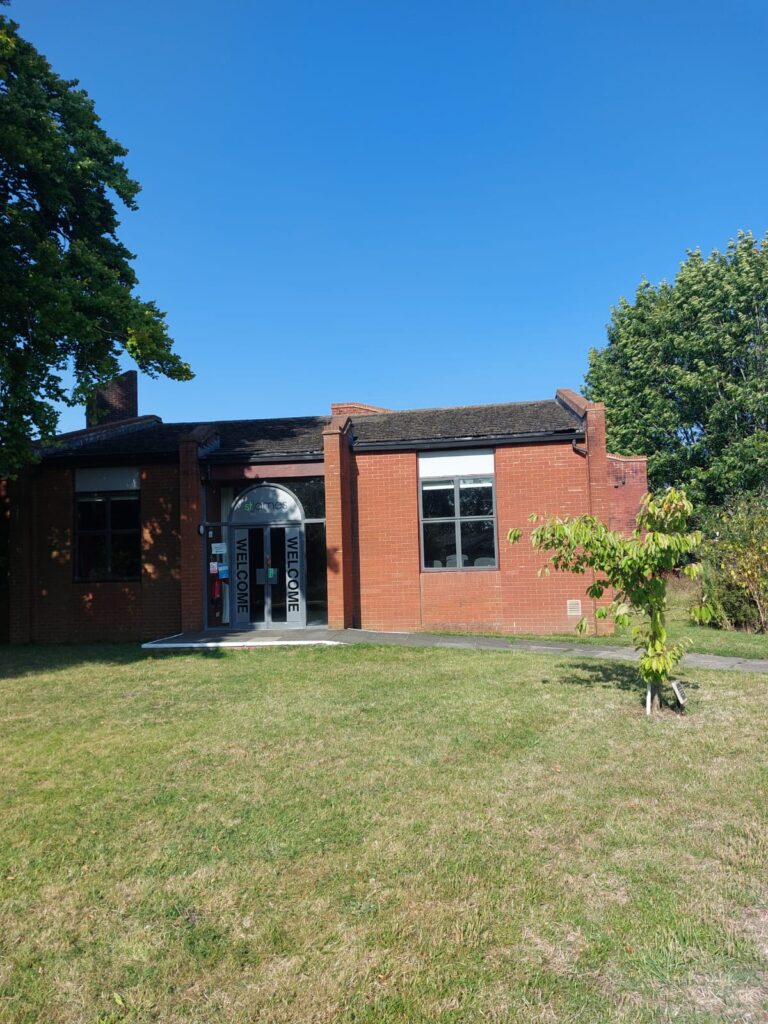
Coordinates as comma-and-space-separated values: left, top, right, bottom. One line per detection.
584, 231, 768, 510
0, 7, 192, 478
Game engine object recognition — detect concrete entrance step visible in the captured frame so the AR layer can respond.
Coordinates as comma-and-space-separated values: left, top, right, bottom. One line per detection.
142, 628, 342, 649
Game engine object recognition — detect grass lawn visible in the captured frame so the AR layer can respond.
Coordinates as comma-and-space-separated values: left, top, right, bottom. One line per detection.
0, 644, 766, 1023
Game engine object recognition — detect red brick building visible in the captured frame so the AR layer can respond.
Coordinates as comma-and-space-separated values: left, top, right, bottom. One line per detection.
2, 373, 647, 643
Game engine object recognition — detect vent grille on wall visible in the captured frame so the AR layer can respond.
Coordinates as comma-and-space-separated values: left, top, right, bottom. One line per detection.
566, 599, 582, 617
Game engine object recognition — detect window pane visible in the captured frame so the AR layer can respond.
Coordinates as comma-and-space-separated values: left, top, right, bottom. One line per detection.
111, 533, 141, 578
423, 521, 458, 568
459, 477, 493, 517
77, 534, 109, 580
282, 477, 325, 519
269, 527, 287, 624
76, 467, 139, 492
421, 480, 455, 519
76, 498, 107, 531
460, 519, 496, 567
305, 521, 328, 618
110, 495, 140, 530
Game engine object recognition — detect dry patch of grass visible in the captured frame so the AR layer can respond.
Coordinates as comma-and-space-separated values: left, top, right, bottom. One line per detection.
0, 643, 767, 1022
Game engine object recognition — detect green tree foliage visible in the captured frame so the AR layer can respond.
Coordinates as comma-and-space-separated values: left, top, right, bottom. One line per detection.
701, 492, 768, 633
584, 232, 768, 510
510, 488, 705, 714
0, 9, 192, 478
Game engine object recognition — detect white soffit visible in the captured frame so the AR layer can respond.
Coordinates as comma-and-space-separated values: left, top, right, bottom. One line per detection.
418, 449, 494, 478
75, 467, 140, 492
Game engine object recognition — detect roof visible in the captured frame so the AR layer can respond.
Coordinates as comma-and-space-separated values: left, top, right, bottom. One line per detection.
350, 400, 581, 449
209, 416, 331, 459
42, 416, 331, 462
41, 397, 583, 464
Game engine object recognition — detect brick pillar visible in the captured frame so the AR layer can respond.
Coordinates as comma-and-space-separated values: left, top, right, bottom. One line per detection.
323, 416, 355, 629
179, 432, 205, 633
8, 471, 33, 643
585, 402, 610, 523
584, 401, 614, 634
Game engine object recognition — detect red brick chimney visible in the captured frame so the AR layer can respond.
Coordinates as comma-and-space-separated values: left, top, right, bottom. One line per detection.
86, 370, 139, 428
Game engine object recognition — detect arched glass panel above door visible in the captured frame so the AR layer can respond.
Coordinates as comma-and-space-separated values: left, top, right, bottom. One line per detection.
229, 484, 304, 525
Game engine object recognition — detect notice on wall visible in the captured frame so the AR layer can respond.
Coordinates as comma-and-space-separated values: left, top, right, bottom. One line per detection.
218, 565, 229, 580
209, 561, 218, 575
211, 542, 227, 555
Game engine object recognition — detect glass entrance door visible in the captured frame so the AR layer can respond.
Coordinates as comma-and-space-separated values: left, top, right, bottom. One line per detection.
231, 525, 305, 628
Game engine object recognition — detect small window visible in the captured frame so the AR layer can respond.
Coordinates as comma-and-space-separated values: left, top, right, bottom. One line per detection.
420, 476, 497, 570
421, 480, 455, 519
75, 492, 141, 581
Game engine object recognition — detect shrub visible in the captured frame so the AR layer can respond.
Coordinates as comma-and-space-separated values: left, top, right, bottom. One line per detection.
701, 493, 768, 633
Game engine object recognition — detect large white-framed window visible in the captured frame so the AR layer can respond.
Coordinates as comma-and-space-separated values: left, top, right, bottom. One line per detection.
418, 451, 497, 570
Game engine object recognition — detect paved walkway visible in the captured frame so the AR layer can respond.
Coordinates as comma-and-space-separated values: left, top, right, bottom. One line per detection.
142, 627, 768, 674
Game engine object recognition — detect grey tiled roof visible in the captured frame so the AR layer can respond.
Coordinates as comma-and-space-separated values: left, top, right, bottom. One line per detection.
43, 421, 199, 459
212, 417, 331, 458
43, 417, 331, 460
42, 398, 582, 463
351, 400, 581, 447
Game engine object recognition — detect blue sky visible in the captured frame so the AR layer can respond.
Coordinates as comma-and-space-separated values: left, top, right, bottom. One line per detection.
14, 0, 768, 431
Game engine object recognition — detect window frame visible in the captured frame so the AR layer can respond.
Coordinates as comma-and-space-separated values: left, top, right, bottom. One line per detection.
419, 474, 498, 572
73, 489, 142, 583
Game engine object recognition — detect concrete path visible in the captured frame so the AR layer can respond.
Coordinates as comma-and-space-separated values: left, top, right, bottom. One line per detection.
142, 627, 768, 674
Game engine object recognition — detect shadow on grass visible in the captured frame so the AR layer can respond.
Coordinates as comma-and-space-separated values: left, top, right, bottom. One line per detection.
553, 659, 644, 693
0, 643, 227, 681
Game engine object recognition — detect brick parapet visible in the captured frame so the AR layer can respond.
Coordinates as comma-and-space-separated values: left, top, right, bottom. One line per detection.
607, 454, 648, 533
323, 417, 356, 628
330, 402, 392, 416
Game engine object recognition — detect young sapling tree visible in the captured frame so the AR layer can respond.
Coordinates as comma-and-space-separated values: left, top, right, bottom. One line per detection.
509, 488, 706, 714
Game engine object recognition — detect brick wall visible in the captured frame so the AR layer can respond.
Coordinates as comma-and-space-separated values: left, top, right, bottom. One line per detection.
141, 465, 182, 639
608, 454, 648, 533
179, 435, 205, 633
7, 398, 647, 643
7, 472, 32, 644
351, 441, 607, 634
8, 462, 181, 643
350, 429, 646, 636
353, 451, 422, 630
6, 466, 79, 643
495, 441, 603, 633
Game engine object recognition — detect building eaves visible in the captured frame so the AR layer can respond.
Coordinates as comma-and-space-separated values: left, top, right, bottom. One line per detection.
38, 396, 585, 465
